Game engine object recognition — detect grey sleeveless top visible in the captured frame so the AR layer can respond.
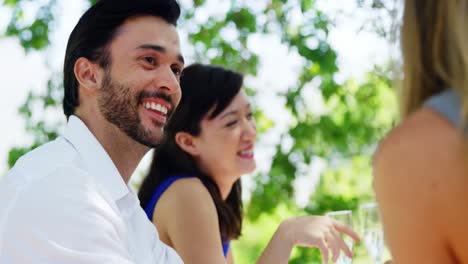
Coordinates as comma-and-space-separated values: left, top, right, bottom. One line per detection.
424, 89, 462, 127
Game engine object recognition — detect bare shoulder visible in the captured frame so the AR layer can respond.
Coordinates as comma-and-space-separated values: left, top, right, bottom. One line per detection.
153, 177, 217, 223
159, 177, 215, 208
374, 107, 465, 188
153, 177, 226, 263
373, 107, 468, 263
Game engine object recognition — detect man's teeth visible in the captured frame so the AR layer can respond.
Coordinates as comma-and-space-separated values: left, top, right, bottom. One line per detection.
144, 102, 168, 114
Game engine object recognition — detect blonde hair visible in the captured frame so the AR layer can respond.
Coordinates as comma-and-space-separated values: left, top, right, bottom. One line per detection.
400, 0, 468, 125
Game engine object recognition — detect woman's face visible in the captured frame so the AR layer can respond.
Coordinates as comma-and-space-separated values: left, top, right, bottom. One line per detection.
193, 90, 257, 184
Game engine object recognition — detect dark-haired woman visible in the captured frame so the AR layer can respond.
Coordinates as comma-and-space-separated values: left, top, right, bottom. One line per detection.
139, 64, 360, 264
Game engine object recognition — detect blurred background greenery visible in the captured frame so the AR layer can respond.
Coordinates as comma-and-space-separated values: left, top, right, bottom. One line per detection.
1, 0, 401, 262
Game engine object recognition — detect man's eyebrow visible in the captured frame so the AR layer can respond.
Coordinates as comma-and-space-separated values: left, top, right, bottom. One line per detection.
136, 44, 185, 64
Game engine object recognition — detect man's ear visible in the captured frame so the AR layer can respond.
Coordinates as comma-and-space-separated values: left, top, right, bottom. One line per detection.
175, 132, 200, 156
74, 57, 102, 94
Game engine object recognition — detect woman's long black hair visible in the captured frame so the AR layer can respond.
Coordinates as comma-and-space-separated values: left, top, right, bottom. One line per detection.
138, 64, 244, 241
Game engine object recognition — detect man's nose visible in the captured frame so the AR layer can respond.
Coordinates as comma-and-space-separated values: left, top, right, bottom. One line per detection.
154, 67, 181, 99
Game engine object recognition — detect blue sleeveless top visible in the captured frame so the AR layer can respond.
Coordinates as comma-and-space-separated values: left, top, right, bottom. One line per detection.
143, 175, 231, 257
424, 89, 462, 127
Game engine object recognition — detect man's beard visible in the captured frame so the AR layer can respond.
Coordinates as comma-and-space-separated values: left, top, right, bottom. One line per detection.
97, 71, 172, 148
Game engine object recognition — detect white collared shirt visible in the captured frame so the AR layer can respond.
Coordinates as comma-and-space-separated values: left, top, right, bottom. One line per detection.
0, 116, 183, 264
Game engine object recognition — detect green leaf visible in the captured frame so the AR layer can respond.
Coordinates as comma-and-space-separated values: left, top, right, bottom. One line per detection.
4, 0, 19, 7
193, 0, 206, 8
226, 8, 256, 33
300, 0, 314, 12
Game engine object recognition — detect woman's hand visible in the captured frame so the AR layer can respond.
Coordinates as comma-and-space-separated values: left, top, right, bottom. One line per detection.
278, 215, 361, 264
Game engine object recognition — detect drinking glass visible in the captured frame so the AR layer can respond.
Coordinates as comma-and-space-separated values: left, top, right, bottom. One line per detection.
325, 210, 354, 264
359, 202, 384, 264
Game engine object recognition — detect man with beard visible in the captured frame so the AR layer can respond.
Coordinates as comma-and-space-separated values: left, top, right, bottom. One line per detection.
0, 0, 185, 263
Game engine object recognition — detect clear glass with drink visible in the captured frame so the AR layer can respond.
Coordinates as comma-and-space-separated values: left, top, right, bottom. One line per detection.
359, 202, 384, 264
325, 210, 354, 264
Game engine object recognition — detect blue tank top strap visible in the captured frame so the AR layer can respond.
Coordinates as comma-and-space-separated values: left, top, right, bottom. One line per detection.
424, 89, 462, 127
143, 175, 195, 220
222, 241, 230, 257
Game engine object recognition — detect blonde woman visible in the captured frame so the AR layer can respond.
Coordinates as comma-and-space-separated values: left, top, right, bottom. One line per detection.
374, 1, 468, 263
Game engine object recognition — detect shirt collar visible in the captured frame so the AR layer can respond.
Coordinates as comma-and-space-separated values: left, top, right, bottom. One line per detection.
63, 115, 129, 201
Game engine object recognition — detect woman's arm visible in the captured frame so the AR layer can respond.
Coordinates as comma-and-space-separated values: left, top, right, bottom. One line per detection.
257, 216, 360, 264
373, 109, 466, 263
155, 177, 359, 264
227, 248, 234, 264
153, 178, 227, 264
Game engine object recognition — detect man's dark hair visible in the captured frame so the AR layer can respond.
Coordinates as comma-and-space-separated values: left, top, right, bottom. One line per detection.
138, 64, 245, 241
63, 0, 181, 119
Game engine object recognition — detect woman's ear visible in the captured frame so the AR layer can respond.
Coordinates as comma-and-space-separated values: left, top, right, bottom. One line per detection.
175, 132, 200, 156
74, 57, 103, 95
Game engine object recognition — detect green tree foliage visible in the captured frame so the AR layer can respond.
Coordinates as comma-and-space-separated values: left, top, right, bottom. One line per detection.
2, 0, 398, 262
